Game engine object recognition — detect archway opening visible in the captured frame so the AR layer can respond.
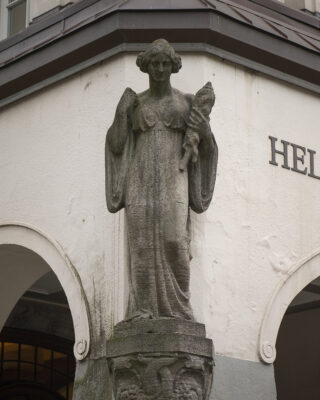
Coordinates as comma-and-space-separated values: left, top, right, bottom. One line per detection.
0, 244, 76, 399
275, 276, 320, 400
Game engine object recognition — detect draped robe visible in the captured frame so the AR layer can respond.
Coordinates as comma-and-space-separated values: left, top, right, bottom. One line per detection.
105, 88, 218, 320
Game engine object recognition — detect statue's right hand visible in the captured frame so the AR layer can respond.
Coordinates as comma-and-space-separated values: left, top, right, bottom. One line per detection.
117, 87, 138, 114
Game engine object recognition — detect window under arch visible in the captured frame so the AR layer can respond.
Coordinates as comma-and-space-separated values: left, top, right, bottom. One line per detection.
0, 328, 75, 400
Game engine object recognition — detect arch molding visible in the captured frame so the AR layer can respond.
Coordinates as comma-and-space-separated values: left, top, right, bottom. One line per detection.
259, 249, 320, 364
0, 222, 90, 360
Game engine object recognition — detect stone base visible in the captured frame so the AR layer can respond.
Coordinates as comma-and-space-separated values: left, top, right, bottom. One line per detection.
106, 319, 214, 400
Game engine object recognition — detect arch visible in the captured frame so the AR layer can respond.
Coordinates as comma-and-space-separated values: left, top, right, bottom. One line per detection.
259, 248, 320, 364
0, 222, 90, 360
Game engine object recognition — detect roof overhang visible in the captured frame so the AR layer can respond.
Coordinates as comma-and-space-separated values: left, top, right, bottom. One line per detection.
0, 0, 319, 108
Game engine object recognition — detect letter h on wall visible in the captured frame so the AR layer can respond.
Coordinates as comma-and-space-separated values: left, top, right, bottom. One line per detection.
269, 136, 290, 170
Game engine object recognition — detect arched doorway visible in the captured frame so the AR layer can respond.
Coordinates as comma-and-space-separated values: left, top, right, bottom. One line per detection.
275, 276, 320, 399
0, 246, 75, 399
0, 223, 91, 399
259, 250, 320, 399
0, 223, 90, 360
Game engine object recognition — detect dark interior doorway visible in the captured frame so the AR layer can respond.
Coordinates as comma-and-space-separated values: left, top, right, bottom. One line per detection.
275, 276, 320, 400
0, 245, 75, 400
0, 381, 66, 399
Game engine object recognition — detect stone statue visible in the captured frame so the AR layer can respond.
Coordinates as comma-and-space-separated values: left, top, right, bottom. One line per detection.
105, 39, 217, 400
105, 38, 218, 322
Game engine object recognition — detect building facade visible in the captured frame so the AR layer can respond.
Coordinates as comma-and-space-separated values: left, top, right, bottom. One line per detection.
0, 0, 319, 399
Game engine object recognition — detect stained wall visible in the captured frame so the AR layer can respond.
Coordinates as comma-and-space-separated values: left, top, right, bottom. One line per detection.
0, 52, 319, 378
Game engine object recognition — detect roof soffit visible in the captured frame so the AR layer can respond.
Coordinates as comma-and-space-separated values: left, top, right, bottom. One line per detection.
0, 0, 319, 105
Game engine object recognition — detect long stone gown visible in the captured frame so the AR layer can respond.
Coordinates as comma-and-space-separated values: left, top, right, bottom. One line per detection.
105, 88, 218, 320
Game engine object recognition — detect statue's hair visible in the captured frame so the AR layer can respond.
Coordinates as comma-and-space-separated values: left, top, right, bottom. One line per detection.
136, 39, 182, 73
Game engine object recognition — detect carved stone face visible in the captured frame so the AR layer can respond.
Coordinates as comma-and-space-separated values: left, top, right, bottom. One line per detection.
147, 53, 173, 83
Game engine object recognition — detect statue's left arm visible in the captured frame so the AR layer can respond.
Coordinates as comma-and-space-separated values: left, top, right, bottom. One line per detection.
188, 108, 218, 213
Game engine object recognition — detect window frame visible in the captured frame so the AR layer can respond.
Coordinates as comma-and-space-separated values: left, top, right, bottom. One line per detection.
0, 0, 30, 41
0, 328, 75, 400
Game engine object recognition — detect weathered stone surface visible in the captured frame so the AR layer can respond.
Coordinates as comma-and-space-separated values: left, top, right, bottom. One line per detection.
106, 332, 213, 359
179, 81, 215, 172
109, 352, 213, 400
114, 318, 206, 337
107, 319, 212, 358
105, 38, 218, 321
105, 38, 216, 400
107, 320, 214, 400
73, 357, 112, 400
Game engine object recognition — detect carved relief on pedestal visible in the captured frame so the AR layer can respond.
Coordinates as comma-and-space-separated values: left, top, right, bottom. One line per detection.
106, 319, 214, 400
110, 353, 213, 400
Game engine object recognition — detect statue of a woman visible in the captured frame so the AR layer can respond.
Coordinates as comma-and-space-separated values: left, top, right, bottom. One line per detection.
105, 39, 218, 321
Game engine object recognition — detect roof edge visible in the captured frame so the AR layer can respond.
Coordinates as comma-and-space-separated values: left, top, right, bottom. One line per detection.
0, 3, 318, 108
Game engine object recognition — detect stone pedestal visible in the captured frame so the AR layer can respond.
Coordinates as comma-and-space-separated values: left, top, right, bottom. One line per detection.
106, 319, 214, 400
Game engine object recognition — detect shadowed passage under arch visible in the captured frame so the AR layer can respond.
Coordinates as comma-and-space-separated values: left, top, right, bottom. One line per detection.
259, 249, 320, 364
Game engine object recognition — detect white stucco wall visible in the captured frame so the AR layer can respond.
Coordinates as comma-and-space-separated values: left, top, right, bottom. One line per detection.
190, 56, 320, 362
0, 53, 319, 362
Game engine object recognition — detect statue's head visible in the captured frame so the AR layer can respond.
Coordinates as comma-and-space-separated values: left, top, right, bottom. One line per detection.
136, 39, 182, 74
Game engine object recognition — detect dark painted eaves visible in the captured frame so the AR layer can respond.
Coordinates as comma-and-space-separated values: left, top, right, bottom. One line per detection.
0, 0, 319, 106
